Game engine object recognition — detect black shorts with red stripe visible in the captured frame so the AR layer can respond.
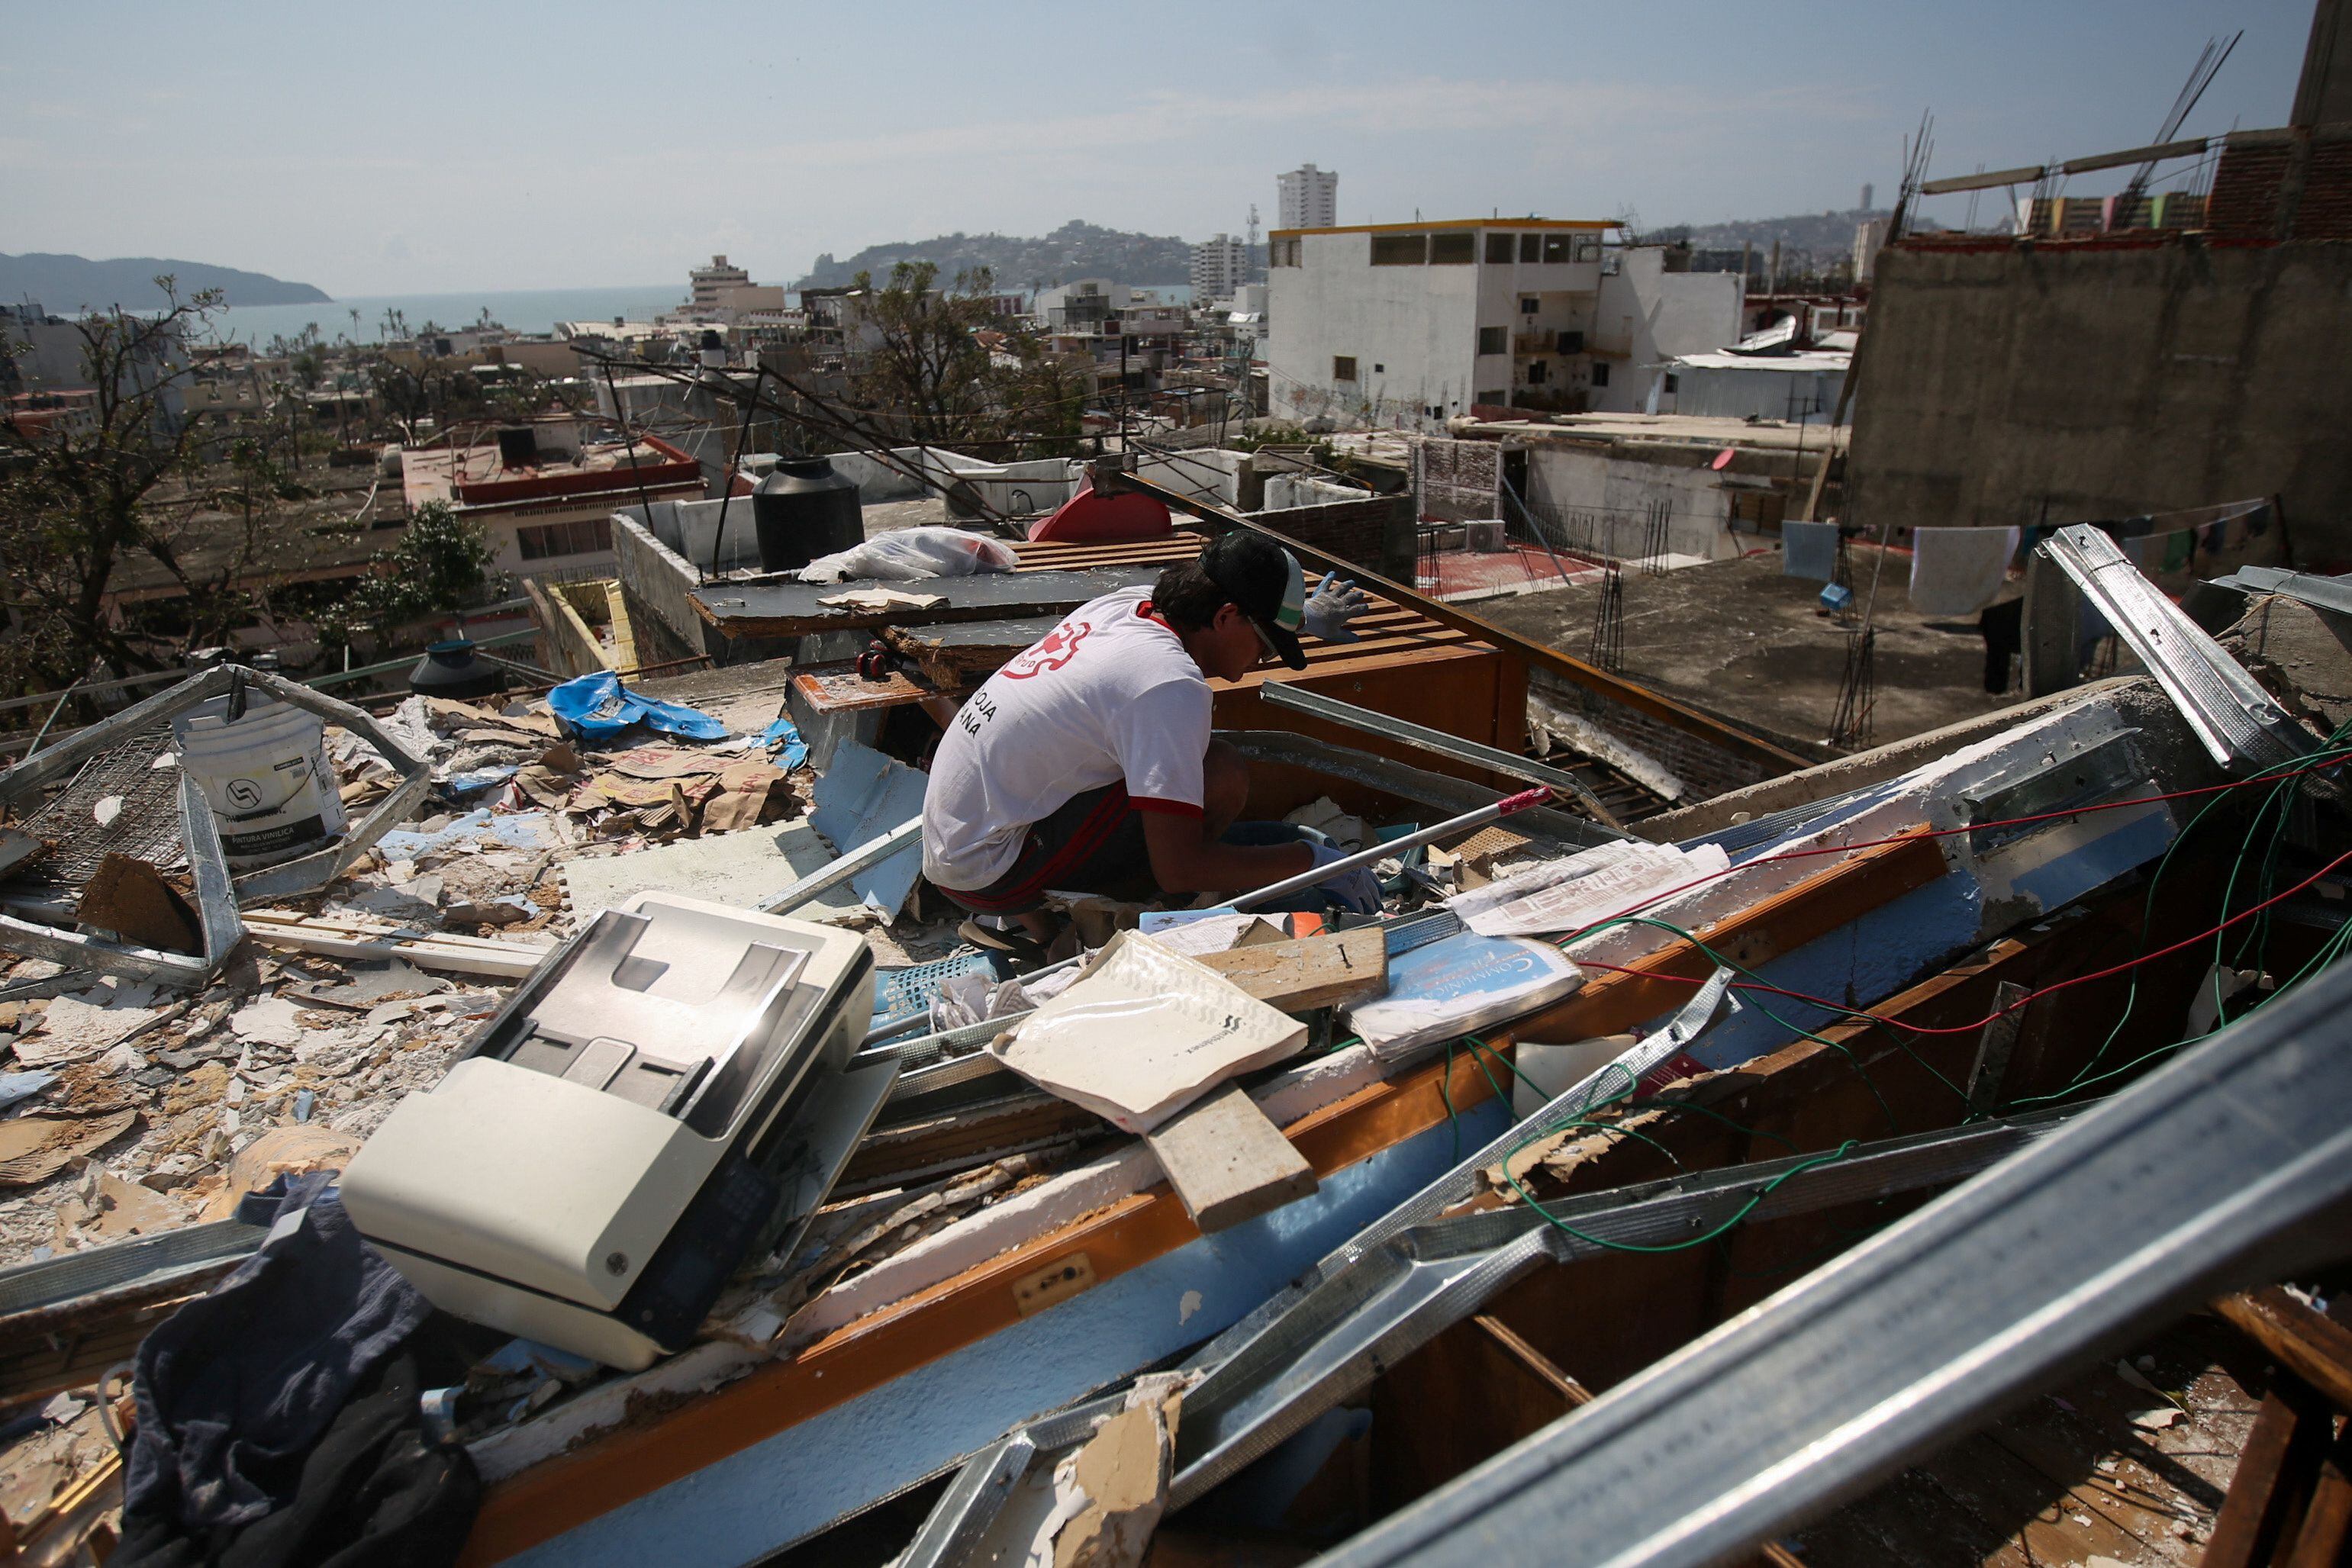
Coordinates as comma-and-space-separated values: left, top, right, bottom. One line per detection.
936, 783, 1193, 915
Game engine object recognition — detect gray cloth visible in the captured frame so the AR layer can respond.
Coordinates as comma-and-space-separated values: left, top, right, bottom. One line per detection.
127, 1175, 432, 1531
1910, 526, 2020, 617
1780, 520, 1838, 581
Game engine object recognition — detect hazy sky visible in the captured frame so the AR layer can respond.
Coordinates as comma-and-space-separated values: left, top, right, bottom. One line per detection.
0, 0, 2320, 296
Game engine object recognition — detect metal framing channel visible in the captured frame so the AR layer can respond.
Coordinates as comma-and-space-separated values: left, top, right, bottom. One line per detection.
1168, 1114, 2067, 1510
1221, 730, 1611, 848
2209, 565, 2352, 620
0, 663, 433, 903
2041, 525, 2312, 772
0, 773, 244, 987
1316, 951, 2352, 1568
901, 1115, 2062, 1566
1257, 681, 1629, 835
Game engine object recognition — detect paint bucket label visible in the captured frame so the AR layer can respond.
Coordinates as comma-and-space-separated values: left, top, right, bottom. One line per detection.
172, 691, 349, 870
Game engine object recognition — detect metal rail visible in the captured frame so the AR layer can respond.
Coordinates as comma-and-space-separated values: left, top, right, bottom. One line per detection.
1256, 682, 1627, 834
1317, 950, 2352, 1568
2042, 525, 2312, 774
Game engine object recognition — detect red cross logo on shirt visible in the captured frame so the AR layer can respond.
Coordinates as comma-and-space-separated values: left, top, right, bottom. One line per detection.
1003, 619, 1091, 679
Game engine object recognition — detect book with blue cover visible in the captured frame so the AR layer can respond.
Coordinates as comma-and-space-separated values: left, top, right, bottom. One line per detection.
1347, 930, 1584, 1061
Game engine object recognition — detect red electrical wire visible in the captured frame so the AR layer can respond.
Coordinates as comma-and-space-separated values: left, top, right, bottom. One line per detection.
1571, 842, 2352, 1040
1561, 753, 2345, 944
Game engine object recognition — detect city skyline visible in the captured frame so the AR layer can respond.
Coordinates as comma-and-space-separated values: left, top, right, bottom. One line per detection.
0, 0, 2314, 295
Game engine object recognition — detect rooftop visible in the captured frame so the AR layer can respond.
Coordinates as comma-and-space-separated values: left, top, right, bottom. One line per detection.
1270, 217, 1616, 239
401, 434, 701, 512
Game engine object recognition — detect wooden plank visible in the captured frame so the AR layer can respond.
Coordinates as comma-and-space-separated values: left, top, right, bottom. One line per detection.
1191, 927, 1388, 1014
789, 659, 957, 715
2286, 1431, 2352, 1568
1142, 1083, 1318, 1232
691, 565, 1164, 639
2215, 1289, 2352, 1414
2203, 1380, 2333, 1568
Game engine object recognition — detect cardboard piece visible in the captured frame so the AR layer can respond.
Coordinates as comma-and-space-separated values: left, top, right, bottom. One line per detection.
76, 854, 202, 955
989, 932, 1307, 1133
0, 1109, 139, 1187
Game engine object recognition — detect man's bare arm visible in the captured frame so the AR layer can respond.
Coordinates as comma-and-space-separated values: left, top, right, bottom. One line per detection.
1139, 812, 1313, 896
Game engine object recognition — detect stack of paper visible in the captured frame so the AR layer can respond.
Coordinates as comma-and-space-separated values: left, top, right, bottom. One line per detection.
1447, 839, 1730, 940
1347, 931, 1584, 1061
988, 932, 1306, 1132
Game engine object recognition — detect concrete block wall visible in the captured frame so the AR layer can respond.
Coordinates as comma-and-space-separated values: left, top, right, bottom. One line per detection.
1529, 669, 1773, 802
1248, 494, 1418, 583
1848, 239, 2352, 568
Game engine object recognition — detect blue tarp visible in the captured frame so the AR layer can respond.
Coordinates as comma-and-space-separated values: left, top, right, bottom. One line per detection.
762, 716, 810, 771
546, 671, 729, 745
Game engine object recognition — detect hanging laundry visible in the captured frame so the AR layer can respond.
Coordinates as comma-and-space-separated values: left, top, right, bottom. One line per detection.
1909, 527, 2020, 617
1780, 520, 1838, 581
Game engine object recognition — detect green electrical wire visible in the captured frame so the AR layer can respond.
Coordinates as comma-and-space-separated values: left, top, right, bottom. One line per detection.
1502, 1138, 1861, 1256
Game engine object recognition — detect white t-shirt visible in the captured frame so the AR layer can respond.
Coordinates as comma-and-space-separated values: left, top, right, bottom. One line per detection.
923, 586, 1210, 891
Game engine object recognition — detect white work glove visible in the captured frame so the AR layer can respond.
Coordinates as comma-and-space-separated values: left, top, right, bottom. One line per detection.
1308, 842, 1382, 915
1303, 572, 1369, 643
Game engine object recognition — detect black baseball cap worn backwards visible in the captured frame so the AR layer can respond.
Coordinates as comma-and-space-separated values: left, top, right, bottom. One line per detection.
1200, 531, 1309, 671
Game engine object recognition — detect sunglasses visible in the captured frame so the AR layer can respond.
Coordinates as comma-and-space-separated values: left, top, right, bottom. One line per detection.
1246, 616, 1281, 665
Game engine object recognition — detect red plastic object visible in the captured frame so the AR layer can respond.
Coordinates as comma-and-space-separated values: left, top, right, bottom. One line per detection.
1711, 447, 1737, 472
1028, 475, 1173, 543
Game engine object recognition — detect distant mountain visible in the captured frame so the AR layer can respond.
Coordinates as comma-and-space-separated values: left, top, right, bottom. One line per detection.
1654, 208, 1896, 260
0, 253, 330, 311
791, 221, 1265, 292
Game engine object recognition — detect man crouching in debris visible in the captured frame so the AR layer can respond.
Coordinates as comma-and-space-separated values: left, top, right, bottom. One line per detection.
921, 531, 1375, 963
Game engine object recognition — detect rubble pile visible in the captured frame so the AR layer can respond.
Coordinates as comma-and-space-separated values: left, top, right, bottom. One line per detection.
0, 686, 830, 1273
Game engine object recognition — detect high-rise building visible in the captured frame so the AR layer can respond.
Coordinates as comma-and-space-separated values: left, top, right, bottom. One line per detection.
1277, 164, 1339, 230
1860, 182, 1875, 212
1853, 217, 1890, 281
688, 256, 752, 313
1190, 233, 1248, 304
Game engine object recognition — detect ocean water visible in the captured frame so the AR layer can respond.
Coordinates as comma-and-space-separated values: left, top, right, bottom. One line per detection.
203, 280, 1200, 348
201, 286, 688, 347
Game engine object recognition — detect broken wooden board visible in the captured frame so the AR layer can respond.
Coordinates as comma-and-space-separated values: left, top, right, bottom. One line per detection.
1191, 926, 1388, 1015
1143, 1082, 1319, 1233
882, 616, 1062, 686
240, 910, 553, 980
789, 658, 962, 716
690, 565, 1163, 641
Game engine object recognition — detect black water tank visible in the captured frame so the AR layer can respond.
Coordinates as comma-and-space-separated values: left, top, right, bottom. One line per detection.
752, 457, 864, 572
408, 639, 506, 700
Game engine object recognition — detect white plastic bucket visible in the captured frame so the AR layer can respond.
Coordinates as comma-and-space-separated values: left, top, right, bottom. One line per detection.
172, 690, 348, 870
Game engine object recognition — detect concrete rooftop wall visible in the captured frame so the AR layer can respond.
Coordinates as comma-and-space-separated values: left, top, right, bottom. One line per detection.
1847, 240, 2352, 567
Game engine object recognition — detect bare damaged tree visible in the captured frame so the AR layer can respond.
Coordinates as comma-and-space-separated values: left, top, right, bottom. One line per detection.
0, 279, 288, 698
843, 261, 1004, 448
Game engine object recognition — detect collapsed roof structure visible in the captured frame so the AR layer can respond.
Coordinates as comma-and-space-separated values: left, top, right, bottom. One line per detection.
0, 446, 2345, 1566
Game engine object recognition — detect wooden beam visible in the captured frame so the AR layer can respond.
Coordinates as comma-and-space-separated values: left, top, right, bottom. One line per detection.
1113, 471, 1809, 774
2215, 1289, 2352, 1414
1143, 1083, 1319, 1232
1193, 927, 1388, 1014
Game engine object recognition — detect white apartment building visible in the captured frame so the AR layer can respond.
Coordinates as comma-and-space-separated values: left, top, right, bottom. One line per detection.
686, 256, 753, 314
1265, 220, 1742, 427
1277, 164, 1339, 230
1190, 233, 1247, 305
